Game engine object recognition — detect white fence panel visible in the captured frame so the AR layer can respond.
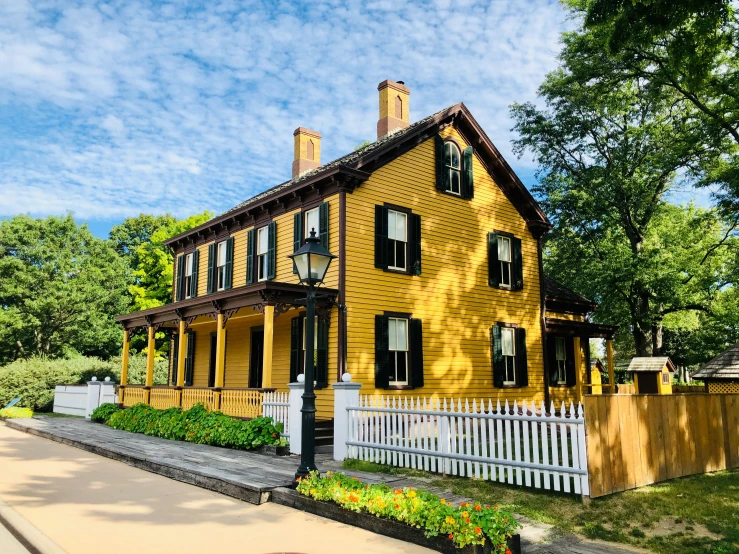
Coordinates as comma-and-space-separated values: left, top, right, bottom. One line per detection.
345, 394, 589, 496
53, 385, 88, 417
262, 391, 290, 438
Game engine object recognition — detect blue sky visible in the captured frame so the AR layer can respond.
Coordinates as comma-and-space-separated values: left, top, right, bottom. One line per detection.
0, 0, 711, 239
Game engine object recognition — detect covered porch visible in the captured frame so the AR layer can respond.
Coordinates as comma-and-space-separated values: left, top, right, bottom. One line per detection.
115, 281, 338, 418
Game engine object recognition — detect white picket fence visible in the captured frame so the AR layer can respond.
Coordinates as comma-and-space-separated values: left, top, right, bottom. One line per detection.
263, 391, 290, 438
345, 396, 589, 496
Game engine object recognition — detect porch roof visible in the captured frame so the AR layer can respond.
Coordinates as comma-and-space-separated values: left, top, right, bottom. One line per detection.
545, 317, 617, 339
115, 281, 338, 330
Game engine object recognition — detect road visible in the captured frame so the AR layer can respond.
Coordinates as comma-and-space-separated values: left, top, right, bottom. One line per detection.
0, 423, 432, 554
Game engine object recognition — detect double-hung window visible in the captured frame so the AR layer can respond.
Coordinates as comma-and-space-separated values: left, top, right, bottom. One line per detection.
388, 317, 409, 386
257, 226, 269, 281
444, 142, 461, 195
304, 207, 319, 241
302, 315, 318, 371
555, 337, 567, 384
216, 241, 227, 291
498, 236, 512, 288
184, 253, 195, 298
387, 210, 407, 271
501, 327, 516, 385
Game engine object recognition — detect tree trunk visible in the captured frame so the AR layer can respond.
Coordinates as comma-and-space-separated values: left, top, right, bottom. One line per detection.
651, 322, 663, 356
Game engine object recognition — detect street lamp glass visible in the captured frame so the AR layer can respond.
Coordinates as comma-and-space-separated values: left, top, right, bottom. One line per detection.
288, 230, 336, 286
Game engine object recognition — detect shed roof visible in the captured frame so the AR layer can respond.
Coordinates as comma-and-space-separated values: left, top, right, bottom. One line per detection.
692, 342, 739, 380
627, 357, 675, 373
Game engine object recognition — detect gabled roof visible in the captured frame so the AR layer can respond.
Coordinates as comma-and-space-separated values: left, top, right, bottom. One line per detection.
543, 275, 598, 314
628, 357, 675, 373
164, 103, 551, 249
692, 342, 739, 380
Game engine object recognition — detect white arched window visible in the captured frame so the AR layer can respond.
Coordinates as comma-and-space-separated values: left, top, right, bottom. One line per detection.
444, 141, 461, 195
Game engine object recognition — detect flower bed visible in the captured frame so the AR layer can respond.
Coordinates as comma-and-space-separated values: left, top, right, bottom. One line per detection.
296, 472, 519, 553
0, 406, 33, 419
104, 403, 282, 451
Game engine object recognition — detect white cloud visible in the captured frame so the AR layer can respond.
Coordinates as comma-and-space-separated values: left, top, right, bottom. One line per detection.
0, 0, 570, 220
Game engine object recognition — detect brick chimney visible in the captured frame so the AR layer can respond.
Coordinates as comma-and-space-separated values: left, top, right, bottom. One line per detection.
377, 79, 410, 138
292, 127, 321, 179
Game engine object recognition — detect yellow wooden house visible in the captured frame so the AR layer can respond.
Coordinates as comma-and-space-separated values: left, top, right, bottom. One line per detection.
115, 80, 617, 422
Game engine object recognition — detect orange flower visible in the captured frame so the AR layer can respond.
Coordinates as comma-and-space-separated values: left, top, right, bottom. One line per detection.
394, 489, 402, 495
348, 493, 359, 502
448, 534, 454, 540
506, 550, 512, 554
466, 518, 470, 524
494, 505, 499, 510
394, 504, 399, 509
475, 504, 482, 511
296, 476, 302, 482
475, 527, 482, 535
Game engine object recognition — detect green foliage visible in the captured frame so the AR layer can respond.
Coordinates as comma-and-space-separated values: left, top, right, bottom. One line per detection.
109, 213, 177, 270
0, 214, 132, 364
90, 403, 120, 423
106, 404, 282, 450
0, 355, 168, 412
0, 406, 33, 419
297, 471, 519, 551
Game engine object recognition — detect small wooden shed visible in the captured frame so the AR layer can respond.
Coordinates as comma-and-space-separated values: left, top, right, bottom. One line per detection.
692, 342, 739, 393
628, 357, 675, 394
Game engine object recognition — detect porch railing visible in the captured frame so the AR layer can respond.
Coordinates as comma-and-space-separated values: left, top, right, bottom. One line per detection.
118, 385, 275, 418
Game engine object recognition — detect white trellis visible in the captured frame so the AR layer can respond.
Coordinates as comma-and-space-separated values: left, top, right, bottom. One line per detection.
262, 391, 290, 438
343, 396, 589, 496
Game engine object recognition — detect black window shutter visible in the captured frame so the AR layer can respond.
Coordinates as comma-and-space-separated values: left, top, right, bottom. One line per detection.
224, 237, 234, 290
171, 333, 179, 385
516, 328, 528, 387
176, 255, 185, 301
565, 337, 577, 386
191, 249, 199, 298
547, 337, 560, 387
375, 315, 390, 388
462, 146, 474, 199
492, 325, 504, 387
488, 233, 501, 287
434, 134, 447, 192
246, 229, 255, 285
267, 221, 276, 280
290, 316, 302, 382
185, 331, 195, 386
316, 315, 329, 389
293, 213, 302, 274
512, 237, 523, 290
374, 205, 389, 269
206, 243, 215, 294
410, 318, 424, 388
409, 213, 422, 275
319, 202, 329, 249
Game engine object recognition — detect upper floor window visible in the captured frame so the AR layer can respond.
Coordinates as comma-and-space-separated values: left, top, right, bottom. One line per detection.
501, 326, 516, 385
206, 237, 232, 294
555, 337, 567, 384
498, 235, 512, 288
387, 210, 407, 271
184, 253, 195, 298
304, 207, 319, 240
444, 141, 461, 196
216, 241, 228, 291
257, 226, 269, 282
488, 232, 523, 290
388, 317, 409, 386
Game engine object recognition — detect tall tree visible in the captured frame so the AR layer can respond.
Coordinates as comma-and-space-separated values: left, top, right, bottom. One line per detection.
511, 46, 737, 355
109, 213, 176, 270
0, 215, 131, 364
565, 0, 739, 213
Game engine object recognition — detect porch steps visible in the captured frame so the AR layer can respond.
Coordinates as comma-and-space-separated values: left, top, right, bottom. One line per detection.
315, 419, 334, 447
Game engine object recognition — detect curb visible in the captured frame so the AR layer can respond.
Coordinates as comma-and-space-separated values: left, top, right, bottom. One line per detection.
0, 497, 68, 554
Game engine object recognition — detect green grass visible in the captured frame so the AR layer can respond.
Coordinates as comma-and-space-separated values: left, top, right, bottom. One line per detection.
342, 459, 739, 554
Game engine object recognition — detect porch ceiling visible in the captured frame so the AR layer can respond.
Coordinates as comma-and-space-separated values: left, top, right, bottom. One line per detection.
545, 318, 617, 339
115, 281, 338, 331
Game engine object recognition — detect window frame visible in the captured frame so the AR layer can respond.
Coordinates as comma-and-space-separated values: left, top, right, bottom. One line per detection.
215, 241, 227, 291
662, 372, 670, 385
497, 235, 512, 289
184, 252, 195, 299
388, 316, 410, 387
444, 140, 462, 196
555, 337, 567, 385
500, 326, 517, 385
257, 226, 269, 282
387, 209, 408, 272
304, 206, 320, 242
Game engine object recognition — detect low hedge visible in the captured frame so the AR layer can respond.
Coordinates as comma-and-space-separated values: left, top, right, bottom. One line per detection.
106, 403, 283, 450
90, 403, 120, 423
0, 406, 33, 419
297, 471, 519, 552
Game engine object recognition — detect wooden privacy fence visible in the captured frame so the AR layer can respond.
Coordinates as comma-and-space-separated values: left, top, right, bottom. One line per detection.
345, 396, 589, 495
584, 394, 739, 498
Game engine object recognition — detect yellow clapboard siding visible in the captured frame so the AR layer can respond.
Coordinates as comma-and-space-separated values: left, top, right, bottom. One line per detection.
548, 311, 586, 322
344, 126, 545, 405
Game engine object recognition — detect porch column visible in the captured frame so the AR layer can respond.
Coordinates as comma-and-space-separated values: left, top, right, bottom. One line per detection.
606, 338, 615, 394
145, 326, 155, 387
120, 329, 130, 386
214, 313, 226, 388
176, 320, 186, 387
262, 305, 275, 388
573, 336, 583, 402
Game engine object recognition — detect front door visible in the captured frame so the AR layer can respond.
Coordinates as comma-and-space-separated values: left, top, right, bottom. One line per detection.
249, 327, 264, 388
208, 333, 217, 387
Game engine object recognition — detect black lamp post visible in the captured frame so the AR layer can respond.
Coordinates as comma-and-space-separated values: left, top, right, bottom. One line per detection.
288, 229, 336, 482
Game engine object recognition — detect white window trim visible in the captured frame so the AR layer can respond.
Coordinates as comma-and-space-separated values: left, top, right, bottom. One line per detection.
184, 253, 194, 299
216, 241, 227, 292
444, 142, 462, 196
501, 327, 516, 385
304, 207, 319, 242
498, 235, 512, 289
555, 337, 567, 384
387, 209, 408, 272
388, 317, 409, 386
257, 227, 269, 282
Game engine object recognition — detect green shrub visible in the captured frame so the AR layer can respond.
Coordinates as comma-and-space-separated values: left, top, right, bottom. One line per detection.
297, 471, 519, 551
90, 403, 120, 423
106, 403, 282, 450
0, 354, 169, 412
0, 406, 33, 418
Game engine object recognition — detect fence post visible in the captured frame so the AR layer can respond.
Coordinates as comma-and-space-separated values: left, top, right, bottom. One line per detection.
85, 378, 102, 419
100, 377, 117, 405
332, 375, 362, 461
288, 380, 304, 455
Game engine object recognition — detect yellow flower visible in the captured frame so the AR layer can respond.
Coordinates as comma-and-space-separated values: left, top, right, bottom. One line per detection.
440, 499, 447, 505
462, 511, 469, 518
445, 516, 456, 525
